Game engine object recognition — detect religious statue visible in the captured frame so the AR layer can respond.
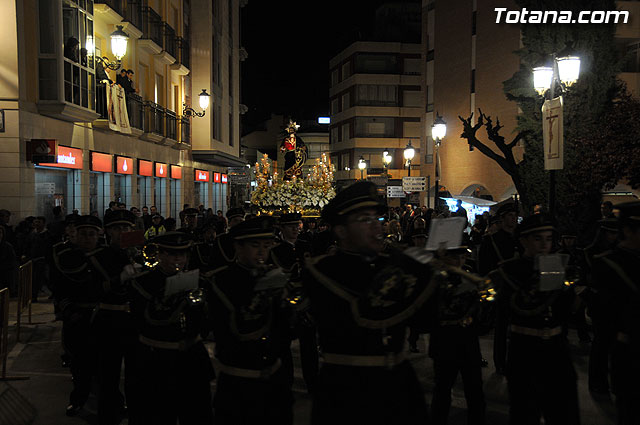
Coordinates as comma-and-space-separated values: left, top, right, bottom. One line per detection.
280, 120, 308, 181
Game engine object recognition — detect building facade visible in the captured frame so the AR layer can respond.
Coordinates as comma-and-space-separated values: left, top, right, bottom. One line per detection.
420, 0, 640, 206
329, 41, 424, 193
0, 0, 244, 223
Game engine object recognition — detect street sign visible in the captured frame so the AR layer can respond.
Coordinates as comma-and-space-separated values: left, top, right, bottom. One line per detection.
386, 186, 405, 198
402, 176, 427, 192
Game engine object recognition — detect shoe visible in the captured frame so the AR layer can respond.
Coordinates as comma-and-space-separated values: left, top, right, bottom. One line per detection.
481, 358, 489, 367
66, 404, 82, 417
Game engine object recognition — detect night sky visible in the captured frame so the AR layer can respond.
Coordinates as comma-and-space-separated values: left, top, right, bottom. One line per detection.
240, 0, 391, 133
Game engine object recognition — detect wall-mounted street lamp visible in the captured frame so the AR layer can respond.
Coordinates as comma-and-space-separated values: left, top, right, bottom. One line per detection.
96, 25, 129, 71
183, 89, 211, 118
403, 140, 415, 177
358, 156, 367, 180
382, 148, 392, 174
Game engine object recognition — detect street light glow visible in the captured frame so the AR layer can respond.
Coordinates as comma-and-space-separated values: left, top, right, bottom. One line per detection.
431, 115, 447, 141
403, 141, 415, 161
358, 156, 367, 170
199, 89, 211, 110
110, 25, 129, 60
533, 66, 553, 95
557, 56, 581, 86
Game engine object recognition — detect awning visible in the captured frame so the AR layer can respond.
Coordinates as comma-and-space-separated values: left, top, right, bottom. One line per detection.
192, 150, 248, 168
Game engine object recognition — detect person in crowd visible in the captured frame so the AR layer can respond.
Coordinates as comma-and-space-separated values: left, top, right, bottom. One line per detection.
130, 207, 145, 231
27, 216, 54, 301
207, 208, 245, 270
116, 69, 129, 91
141, 206, 152, 230
125, 69, 138, 94
302, 181, 435, 424
386, 219, 403, 246
590, 201, 640, 424
51, 215, 103, 416
216, 210, 228, 232
0, 209, 16, 248
150, 206, 158, 216
188, 219, 219, 272
205, 217, 294, 424
0, 225, 18, 297
401, 204, 414, 235
558, 232, 591, 343
144, 215, 166, 240
164, 217, 177, 232
129, 232, 214, 424
179, 208, 200, 240
491, 214, 580, 424
478, 203, 519, 277
49, 206, 66, 243
430, 244, 487, 425
584, 217, 619, 394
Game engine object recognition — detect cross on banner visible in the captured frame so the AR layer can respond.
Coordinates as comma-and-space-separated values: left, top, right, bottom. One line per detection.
542, 96, 564, 170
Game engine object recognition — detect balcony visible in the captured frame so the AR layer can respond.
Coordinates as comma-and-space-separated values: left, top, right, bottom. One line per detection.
179, 116, 191, 148
128, 93, 144, 132
139, 7, 163, 55
96, 83, 108, 119
95, 0, 124, 16
166, 110, 178, 141
142, 101, 165, 143
171, 37, 190, 76
164, 24, 177, 60
125, 1, 144, 32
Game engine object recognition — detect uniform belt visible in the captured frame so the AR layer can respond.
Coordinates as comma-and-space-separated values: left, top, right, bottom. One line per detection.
98, 303, 130, 312
510, 324, 562, 339
213, 358, 282, 379
617, 332, 631, 344
322, 352, 406, 368
139, 334, 202, 351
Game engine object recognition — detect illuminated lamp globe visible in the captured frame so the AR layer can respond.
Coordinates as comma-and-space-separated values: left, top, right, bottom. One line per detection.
403, 141, 415, 161
199, 89, 211, 111
431, 114, 447, 141
557, 56, 581, 86
110, 25, 129, 61
533, 66, 553, 95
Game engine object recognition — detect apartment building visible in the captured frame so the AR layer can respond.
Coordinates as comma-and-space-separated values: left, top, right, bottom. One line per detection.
0, 0, 245, 222
329, 41, 424, 193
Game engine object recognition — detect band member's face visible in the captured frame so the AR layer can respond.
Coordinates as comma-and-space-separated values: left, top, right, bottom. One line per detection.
158, 250, 188, 274
336, 208, 384, 255
106, 224, 132, 248
280, 223, 300, 241
520, 230, 553, 257
76, 227, 100, 251
235, 239, 274, 269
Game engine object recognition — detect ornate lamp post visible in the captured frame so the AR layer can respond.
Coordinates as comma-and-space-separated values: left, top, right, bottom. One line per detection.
96, 25, 130, 70
532, 55, 580, 217
403, 141, 415, 177
182, 89, 211, 118
431, 114, 447, 210
358, 156, 367, 180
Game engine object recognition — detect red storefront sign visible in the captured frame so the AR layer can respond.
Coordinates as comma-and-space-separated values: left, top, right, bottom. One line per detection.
116, 156, 133, 175
138, 160, 153, 177
39, 146, 83, 170
170, 165, 182, 179
213, 172, 221, 183
91, 152, 113, 173
195, 169, 210, 182
221, 174, 228, 184
27, 139, 57, 163
155, 163, 167, 178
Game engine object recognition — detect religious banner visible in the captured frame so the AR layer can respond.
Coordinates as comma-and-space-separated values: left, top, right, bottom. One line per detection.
542, 96, 563, 170
106, 84, 132, 134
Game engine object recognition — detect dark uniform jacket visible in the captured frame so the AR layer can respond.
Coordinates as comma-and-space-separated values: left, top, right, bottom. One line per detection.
478, 229, 518, 276
207, 233, 236, 270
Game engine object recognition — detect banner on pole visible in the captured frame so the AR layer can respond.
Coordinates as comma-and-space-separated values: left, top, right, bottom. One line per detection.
542, 96, 563, 170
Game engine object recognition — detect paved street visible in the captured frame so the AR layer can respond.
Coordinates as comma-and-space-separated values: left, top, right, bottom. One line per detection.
1, 297, 617, 425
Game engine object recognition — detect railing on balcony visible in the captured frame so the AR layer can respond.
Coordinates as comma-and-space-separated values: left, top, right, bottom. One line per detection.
176, 37, 190, 69
128, 93, 144, 130
165, 110, 177, 141
144, 101, 165, 135
96, 0, 124, 16
164, 24, 177, 59
125, 0, 144, 31
96, 83, 108, 119
141, 7, 163, 47
180, 116, 190, 145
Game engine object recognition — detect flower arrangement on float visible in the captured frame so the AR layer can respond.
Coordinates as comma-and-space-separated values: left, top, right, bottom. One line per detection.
250, 153, 336, 216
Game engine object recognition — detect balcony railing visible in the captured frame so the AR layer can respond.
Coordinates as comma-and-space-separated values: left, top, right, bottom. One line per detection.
166, 110, 177, 141
141, 7, 163, 47
176, 37, 190, 69
96, 83, 108, 119
96, 0, 124, 16
180, 116, 190, 145
128, 93, 144, 130
164, 24, 177, 59
144, 101, 165, 135
125, 0, 144, 31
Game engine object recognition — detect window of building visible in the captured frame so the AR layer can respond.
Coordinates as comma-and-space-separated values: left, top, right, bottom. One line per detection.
341, 92, 350, 110
402, 90, 422, 107
154, 73, 164, 105
331, 69, 339, 86
354, 117, 395, 138
138, 63, 148, 100
403, 58, 421, 75
341, 153, 350, 170
341, 61, 351, 80
331, 98, 339, 115
355, 85, 397, 106
355, 53, 398, 74
341, 124, 350, 142
330, 126, 339, 143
